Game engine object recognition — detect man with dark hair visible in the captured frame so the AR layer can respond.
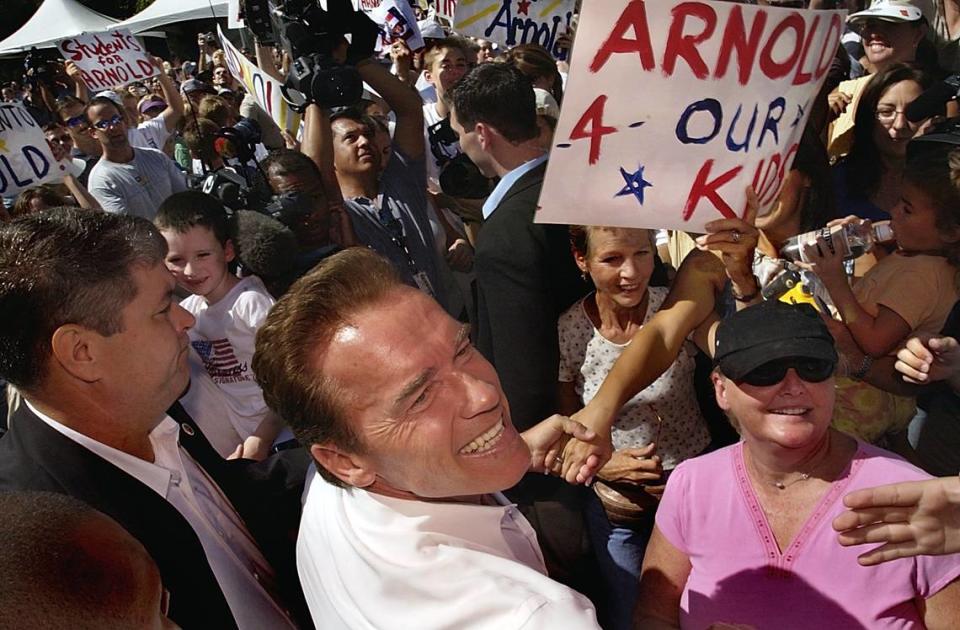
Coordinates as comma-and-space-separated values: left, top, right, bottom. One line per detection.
0, 208, 309, 629
449, 61, 592, 593
253, 247, 601, 628
0, 491, 176, 629
54, 95, 101, 182
84, 96, 187, 219
327, 55, 445, 303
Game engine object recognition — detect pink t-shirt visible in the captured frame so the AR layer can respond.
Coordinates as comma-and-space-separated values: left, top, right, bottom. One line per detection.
656, 441, 960, 629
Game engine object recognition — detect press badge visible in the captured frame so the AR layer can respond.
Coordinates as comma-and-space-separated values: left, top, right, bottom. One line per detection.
413, 271, 435, 297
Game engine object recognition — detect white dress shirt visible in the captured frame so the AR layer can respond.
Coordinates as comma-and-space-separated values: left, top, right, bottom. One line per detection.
297, 468, 600, 629
27, 401, 296, 630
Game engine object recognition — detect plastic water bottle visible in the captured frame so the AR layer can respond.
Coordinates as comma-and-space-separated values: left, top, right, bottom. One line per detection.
780, 221, 894, 263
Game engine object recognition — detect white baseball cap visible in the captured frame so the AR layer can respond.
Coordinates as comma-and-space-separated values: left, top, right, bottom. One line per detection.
847, 0, 932, 25
533, 88, 560, 121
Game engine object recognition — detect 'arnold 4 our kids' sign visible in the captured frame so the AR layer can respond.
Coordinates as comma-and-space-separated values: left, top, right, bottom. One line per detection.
455, 0, 576, 60
536, 0, 845, 233
57, 29, 158, 91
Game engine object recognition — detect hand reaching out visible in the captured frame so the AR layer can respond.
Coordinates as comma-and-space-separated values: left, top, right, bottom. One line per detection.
523, 414, 602, 484
833, 476, 960, 565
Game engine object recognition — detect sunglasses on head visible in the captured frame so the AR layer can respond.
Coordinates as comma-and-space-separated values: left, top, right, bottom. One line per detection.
737, 357, 835, 387
93, 114, 124, 130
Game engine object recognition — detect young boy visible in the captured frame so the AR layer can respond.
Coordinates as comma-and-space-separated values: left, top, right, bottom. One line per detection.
155, 190, 283, 459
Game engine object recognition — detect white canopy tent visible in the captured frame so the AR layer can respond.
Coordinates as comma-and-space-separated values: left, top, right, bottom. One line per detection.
0, 0, 119, 54
115, 0, 228, 34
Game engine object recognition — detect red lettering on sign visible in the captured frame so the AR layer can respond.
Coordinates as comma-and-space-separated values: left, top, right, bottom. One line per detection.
683, 159, 741, 221
715, 6, 767, 86
589, 0, 655, 73
569, 95, 617, 165
662, 2, 716, 80
759, 13, 805, 80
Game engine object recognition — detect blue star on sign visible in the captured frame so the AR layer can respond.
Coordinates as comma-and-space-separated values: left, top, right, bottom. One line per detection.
615, 165, 653, 205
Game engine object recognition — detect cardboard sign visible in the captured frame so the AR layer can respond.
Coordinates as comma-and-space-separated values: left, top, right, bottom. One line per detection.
0, 103, 68, 197
454, 0, 575, 60
536, 0, 844, 233
57, 29, 158, 92
364, 0, 426, 51
218, 27, 303, 135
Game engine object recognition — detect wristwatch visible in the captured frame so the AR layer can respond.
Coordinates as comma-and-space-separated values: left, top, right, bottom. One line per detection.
851, 354, 873, 381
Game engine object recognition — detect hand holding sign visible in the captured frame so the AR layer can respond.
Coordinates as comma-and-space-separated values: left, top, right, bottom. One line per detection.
536, 0, 845, 233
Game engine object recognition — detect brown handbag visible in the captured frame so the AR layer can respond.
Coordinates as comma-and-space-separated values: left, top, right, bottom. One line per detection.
593, 479, 663, 527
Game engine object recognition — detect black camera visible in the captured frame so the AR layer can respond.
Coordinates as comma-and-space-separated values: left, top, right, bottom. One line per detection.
240, 0, 369, 110
22, 48, 56, 89
439, 154, 491, 200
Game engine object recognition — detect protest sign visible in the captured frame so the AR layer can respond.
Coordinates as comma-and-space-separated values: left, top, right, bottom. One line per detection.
536, 0, 844, 233
218, 27, 302, 135
436, 0, 457, 23
58, 29, 157, 92
0, 102, 68, 197
454, 0, 575, 60
363, 0, 426, 51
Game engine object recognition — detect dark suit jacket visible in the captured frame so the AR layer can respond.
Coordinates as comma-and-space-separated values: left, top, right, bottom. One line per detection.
473, 162, 599, 595
0, 403, 312, 629
473, 161, 587, 432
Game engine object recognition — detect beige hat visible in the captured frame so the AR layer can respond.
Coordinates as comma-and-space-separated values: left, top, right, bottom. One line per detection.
847, 0, 934, 25
533, 88, 560, 121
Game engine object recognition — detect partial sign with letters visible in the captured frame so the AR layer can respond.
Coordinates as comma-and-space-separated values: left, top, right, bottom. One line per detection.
0, 102, 68, 197
218, 27, 302, 135
363, 0, 426, 51
536, 0, 844, 232
57, 29, 158, 91
454, 0, 576, 60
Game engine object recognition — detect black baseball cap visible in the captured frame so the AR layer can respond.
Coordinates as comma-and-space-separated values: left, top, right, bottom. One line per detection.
714, 301, 838, 381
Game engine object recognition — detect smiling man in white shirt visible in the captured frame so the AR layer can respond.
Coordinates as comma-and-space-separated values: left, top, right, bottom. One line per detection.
253, 247, 602, 629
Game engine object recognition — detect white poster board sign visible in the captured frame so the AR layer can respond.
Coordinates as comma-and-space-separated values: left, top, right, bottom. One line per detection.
57, 29, 158, 91
0, 102, 69, 197
218, 27, 303, 135
454, 0, 576, 60
536, 0, 844, 232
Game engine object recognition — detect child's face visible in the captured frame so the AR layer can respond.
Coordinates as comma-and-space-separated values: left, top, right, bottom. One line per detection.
890, 180, 954, 254
161, 225, 236, 304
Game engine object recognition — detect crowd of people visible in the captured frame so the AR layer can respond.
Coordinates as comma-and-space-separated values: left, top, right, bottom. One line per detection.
2, 0, 960, 628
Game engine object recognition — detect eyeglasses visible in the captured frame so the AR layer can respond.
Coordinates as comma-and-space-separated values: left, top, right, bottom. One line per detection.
64, 114, 86, 128
875, 107, 915, 126
47, 134, 71, 144
92, 114, 124, 130
737, 357, 835, 387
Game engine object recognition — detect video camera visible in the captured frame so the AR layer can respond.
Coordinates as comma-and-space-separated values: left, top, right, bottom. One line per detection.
22, 48, 57, 89
431, 117, 491, 199
240, 0, 368, 110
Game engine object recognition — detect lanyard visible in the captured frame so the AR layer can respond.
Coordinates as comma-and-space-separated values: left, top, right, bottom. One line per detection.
355, 196, 421, 275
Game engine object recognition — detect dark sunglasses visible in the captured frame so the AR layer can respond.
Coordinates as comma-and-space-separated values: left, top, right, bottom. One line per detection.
93, 114, 124, 130
64, 114, 86, 128
47, 134, 71, 143
737, 357, 835, 388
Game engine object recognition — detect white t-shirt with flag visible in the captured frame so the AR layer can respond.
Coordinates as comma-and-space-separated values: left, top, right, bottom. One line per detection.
181, 275, 275, 439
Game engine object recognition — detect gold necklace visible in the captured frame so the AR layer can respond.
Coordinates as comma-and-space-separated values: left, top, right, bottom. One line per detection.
750, 434, 832, 491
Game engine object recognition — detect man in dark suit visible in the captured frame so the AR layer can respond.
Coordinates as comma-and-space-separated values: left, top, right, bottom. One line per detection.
0, 209, 309, 629
448, 63, 598, 602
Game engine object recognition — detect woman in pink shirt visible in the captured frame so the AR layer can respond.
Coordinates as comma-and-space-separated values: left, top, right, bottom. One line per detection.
637, 301, 960, 629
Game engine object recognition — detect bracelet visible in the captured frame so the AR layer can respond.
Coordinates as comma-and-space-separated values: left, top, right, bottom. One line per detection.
731, 276, 761, 303
851, 354, 873, 381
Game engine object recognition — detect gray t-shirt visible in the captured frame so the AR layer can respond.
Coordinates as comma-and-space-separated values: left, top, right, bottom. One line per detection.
87, 147, 187, 220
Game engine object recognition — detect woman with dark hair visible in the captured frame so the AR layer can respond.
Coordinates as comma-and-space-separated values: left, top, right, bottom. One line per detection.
832, 63, 938, 221
503, 44, 564, 105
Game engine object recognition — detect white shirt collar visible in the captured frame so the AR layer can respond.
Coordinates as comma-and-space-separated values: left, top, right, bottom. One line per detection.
25, 399, 178, 498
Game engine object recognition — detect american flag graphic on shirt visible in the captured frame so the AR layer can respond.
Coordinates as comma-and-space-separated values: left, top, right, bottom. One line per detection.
192, 338, 250, 383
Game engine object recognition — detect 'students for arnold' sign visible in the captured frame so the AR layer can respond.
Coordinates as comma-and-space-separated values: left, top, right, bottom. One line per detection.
57, 29, 159, 92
